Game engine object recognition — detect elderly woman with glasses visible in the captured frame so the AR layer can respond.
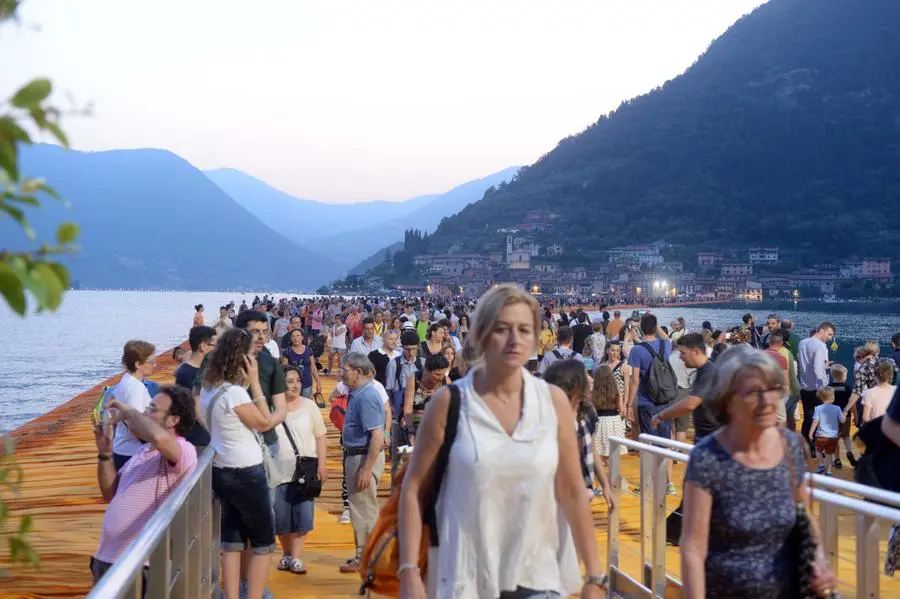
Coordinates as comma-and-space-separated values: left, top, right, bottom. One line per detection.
680, 345, 836, 599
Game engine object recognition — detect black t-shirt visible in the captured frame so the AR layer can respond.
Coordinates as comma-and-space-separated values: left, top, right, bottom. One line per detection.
886, 385, 900, 421
195, 347, 286, 445
572, 323, 592, 355
368, 349, 391, 387
174, 362, 200, 390
829, 382, 853, 411
690, 362, 719, 440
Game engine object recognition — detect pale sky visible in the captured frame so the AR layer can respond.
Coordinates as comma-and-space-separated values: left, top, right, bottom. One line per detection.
2, 0, 767, 203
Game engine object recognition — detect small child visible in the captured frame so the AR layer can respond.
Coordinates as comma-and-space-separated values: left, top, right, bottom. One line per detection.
809, 386, 846, 476
828, 364, 855, 469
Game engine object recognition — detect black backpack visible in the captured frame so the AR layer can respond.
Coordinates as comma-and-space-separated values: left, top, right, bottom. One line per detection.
639, 341, 678, 405
309, 334, 326, 358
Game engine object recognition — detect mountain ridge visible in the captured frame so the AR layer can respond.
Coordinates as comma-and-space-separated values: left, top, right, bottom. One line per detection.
6, 144, 340, 290
421, 0, 900, 268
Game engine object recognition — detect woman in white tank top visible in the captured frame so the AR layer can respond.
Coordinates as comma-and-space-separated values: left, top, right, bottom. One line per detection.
397, 285, 606, 599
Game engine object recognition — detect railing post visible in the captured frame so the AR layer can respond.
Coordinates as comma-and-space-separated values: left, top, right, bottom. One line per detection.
170, 499, 189, 599
639, 446, 653, 587
854, 514, 879, 599
650, 453, 667, 598
607, 439, 622, 570
185, 487, 201, 597
126, 574, 142, 599
147, 528, 172, 599
817, 499, 839, 575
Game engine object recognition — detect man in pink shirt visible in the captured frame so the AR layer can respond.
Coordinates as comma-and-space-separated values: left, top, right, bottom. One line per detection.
91, 385, 199, 589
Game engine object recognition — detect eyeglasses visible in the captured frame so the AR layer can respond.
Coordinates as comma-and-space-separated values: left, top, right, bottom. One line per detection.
740, 387, 784, 403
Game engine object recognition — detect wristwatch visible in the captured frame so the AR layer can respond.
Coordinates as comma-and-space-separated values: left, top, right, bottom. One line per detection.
97, 454, 112, 461
583, 574, 609, 589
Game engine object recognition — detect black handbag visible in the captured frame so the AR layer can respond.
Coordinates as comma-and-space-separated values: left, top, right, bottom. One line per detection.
782, 431, 841, 599
281, 420, 322, 502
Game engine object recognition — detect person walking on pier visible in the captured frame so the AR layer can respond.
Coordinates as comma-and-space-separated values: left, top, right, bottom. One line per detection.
397, 284, 606, 598
797, 322, 835, 450
338, 352, 386, 574
680, 345, 836, 599
200, 328, 284, 599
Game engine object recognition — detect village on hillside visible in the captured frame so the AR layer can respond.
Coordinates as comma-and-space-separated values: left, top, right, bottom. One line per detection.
333, 210, 894, 300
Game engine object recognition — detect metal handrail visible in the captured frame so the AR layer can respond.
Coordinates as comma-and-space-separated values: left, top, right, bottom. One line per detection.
637, 433, 694, 453
86, 447, 219, 599
608, 434, 900, 599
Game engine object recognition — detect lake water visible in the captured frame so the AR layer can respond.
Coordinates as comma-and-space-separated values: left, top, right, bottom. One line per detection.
0, 290, 306, 433
1, 292, 899, 433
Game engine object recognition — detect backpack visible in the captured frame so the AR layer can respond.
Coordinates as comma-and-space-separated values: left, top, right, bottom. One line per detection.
639, 341, 678, 405
394, 355, 424, 390
329, 391, 349, 431
359, 385, 461, 596
309, 334, 326, 358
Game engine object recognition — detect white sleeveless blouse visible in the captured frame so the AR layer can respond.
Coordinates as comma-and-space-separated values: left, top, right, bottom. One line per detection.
427, 369, 581, 598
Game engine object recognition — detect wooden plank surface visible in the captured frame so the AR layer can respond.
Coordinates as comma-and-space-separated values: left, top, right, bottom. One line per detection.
1, 347, 898, 598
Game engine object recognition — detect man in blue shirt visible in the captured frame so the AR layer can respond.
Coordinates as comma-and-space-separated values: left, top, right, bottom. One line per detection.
339, 352, 385, 574
627, 313, 674, 437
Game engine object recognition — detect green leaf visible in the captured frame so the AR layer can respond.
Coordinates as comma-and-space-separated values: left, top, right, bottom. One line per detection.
0, 137, 16, 181
5, 194, 39, 207
46, 262, 70, 289
28, 107, 47, 128
34, 263, 64, 310
56, 222, 78, 244
17, 514, 32, 535
0, 265, 26, 315
0, 116, 30, 143
22, 267, 47, 310
46, 122, 69, 147
0, 202, 34, 239
10, 78, 52, 109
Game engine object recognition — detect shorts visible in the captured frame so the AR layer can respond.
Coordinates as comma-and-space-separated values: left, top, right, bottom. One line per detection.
673, 389, 691, 433
815, 437, 839, 454
90, 557, 147, 597
638, 402, 672, 439
273, 484, 315, 535
840, 415, 852, 437
212, 463, 276, 554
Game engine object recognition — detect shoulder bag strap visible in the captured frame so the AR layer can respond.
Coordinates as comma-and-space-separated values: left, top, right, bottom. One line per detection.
204, 384, 231, 429
282, 415, 302, 458
425, 383, 461, 547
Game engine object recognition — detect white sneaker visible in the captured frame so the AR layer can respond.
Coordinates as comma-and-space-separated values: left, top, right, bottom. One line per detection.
277, 555, 291, 571
339, 508, 351, 524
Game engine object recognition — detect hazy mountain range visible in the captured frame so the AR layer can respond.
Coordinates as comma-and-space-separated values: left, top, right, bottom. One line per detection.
4, 144, 518, 290
206, 166, 520, 269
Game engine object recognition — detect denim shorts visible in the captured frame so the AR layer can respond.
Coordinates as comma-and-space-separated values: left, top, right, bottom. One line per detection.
212, 463, 276, 554
273, 484, 315, 535
638, 402, 672, 438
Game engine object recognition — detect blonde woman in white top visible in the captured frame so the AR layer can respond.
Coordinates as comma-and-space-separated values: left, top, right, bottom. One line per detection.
273, 366, 328, 574
398, 284, 605, 599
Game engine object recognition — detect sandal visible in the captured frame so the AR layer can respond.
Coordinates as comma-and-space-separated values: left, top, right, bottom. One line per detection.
290, 558, 307, 574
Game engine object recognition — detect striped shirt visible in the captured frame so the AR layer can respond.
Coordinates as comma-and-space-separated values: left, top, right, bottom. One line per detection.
95, 437, 197, 563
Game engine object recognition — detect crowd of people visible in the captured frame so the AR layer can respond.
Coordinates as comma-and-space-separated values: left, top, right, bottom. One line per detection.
88, 291, 900, 598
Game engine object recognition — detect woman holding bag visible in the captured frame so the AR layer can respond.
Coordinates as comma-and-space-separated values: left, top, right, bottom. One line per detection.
200, 328, 285, 599
273, 366, 328, 574
680, 345, 837, 598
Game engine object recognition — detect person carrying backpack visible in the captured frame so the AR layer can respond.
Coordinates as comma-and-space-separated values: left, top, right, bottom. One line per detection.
627, 313, 678, 494
384, 329, 424, 484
